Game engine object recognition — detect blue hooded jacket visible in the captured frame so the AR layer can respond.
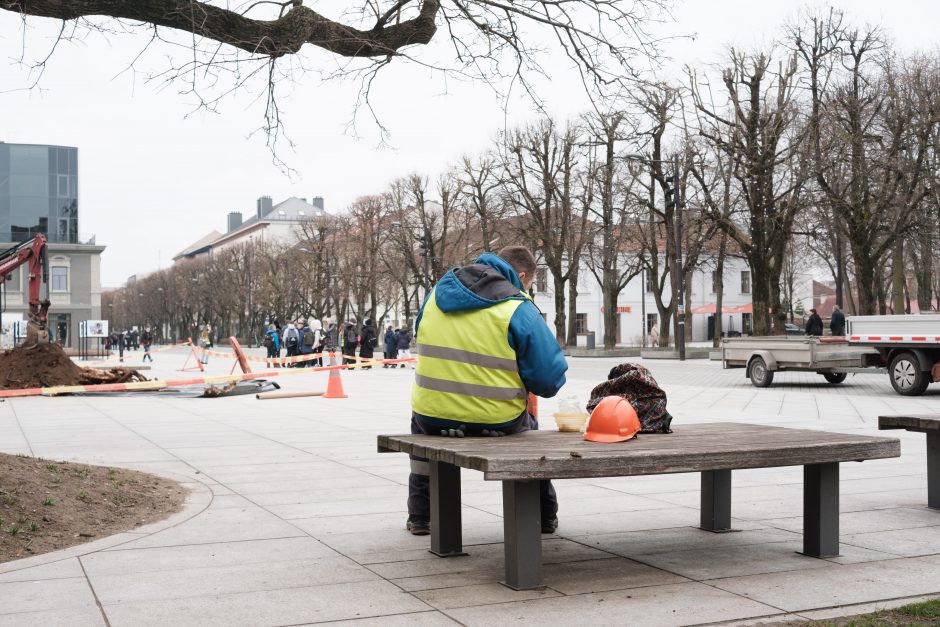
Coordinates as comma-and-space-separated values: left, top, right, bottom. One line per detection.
415, 253, 568, 400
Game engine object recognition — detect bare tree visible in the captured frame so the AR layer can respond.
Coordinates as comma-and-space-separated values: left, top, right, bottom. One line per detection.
691, 47, 806, 335
2, 1, 667, 152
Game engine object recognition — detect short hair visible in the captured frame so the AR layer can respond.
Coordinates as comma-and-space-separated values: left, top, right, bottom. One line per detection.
497, 245, 537, 279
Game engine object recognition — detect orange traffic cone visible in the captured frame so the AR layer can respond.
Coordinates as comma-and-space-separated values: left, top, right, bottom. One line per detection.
323, 352, 348, 399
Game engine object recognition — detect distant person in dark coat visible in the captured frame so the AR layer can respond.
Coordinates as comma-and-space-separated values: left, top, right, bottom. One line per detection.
396, 325, 413, 369
342, 320, 358, 366
359, 318, 377, 370
830, 305, 846, 337
383, 325, 399, 368
805, 308, 824, 336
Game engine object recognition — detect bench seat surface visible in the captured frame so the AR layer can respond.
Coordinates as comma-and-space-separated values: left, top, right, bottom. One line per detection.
379, 422, 900, 480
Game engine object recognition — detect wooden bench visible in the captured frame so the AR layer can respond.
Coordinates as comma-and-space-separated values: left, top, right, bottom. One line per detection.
878, 415, 939, 510
378, 422, 899, 590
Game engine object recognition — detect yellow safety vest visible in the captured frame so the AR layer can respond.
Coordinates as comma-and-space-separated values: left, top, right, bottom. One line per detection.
412, 289, 527, 424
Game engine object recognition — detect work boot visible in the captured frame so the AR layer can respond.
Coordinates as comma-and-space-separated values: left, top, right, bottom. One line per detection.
406, 519, 430, 536
541, 517, 558, 534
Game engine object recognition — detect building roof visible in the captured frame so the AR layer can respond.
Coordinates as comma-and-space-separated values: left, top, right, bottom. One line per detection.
173, 230, 222, 261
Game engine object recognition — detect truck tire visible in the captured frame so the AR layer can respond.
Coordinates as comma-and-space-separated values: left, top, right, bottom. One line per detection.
749, 357, 774, 388
822, 372, 847, 384
889, 352, 929, 396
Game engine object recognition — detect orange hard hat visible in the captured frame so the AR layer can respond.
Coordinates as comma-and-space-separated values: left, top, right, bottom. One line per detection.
583, 396, 641, 443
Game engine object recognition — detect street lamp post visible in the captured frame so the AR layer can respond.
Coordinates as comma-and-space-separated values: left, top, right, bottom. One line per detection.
625, 152, 685, 361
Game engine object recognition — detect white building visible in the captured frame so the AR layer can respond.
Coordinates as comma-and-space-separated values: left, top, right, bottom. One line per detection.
532, 254, 761, 345
173, 196, 329, 261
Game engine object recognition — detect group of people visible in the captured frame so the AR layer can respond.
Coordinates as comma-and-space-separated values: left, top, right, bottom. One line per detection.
105, 326, 155, 362
804, 305, 846, 337
260, 317, 414, 369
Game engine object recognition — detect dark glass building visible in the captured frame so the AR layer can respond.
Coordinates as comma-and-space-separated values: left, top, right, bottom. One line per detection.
0, 142, 78, 244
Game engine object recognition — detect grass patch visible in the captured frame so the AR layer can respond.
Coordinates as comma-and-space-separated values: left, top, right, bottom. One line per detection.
797, 598, 940, 626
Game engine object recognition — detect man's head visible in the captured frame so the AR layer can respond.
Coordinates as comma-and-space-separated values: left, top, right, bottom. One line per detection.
810, 308, 818, 315
497, 245, 537, 292
833, 305, 840, 312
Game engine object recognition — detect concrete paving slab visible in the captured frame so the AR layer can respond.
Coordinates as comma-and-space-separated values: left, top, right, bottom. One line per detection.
306, 610, 460, 626
0, 606, 106, 626
413, 582, 562, 610
710, 555, 940, 612
444, 581, 779, 626
101, 579, 431, 626
842, 524, 940, 557
0, 577, 97, 614
85, 536, 341, 575
90, 556, 378, 604
0, 558, 84, 583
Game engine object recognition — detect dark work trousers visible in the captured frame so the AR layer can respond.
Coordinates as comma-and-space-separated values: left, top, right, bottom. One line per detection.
407, 412, 558, 524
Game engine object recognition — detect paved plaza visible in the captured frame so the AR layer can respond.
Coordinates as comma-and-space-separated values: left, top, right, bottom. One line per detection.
0, 348, 938, 625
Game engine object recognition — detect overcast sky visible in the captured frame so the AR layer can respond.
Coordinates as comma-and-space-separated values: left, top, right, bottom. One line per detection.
2, 0, 939, 287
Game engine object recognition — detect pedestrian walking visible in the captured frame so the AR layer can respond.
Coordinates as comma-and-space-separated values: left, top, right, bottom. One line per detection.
322, 317, 339, 361
342, 320, 358, 367
383, 325, 399, 368
141, 325, 154, 363
283, 319, 302, 366
199, 324, 212, 364
830, 305, 846, 337
805, 308, 824, 336
359, 318, 377, 369
308, 318, 324, 367
396, 324, 413, 368
298, 319, 316, 366
263, 323, 281, 367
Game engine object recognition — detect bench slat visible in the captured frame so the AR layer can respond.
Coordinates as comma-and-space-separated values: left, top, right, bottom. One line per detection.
879, 415, 940, 434
379, 423, 900, 480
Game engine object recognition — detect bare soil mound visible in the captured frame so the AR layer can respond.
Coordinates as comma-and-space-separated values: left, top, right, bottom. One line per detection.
0, 343, 147, 390
0, 453, 186, 563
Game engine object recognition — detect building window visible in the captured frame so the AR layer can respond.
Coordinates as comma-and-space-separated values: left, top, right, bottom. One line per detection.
711, 271, 720, 295
645, 270, 655, 293
536, 267, 548, 294
646, 313, 658, 333
575, 313, 588, 334
742, 312, 753, 335
51, 266, 69, 292
740, 271, 751, 294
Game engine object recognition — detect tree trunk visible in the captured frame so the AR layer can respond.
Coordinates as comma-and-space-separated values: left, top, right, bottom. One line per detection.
892, 240, 905, 315
567, 273, 579, 347
603, 275, 618, 349
713, 233, 727, 348
551, 271, 566, 343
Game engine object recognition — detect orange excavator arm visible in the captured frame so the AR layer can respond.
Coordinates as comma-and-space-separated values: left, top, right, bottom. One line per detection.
0, 234, 50, 344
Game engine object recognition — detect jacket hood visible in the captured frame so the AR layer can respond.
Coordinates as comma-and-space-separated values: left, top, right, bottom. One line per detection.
434, 253, 526, 313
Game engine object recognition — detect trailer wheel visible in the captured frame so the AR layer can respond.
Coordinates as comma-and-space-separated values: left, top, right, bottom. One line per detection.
822, 372, 847, 384
749, 357, 774, 388
889, 352, 929, 396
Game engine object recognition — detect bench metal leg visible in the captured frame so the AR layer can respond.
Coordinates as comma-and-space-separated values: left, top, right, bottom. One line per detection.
700, 469, 732, 532
928, 432, 939, 510
502, 480, 542, 590
803, 462, 839, 557
430, 461, 465, 557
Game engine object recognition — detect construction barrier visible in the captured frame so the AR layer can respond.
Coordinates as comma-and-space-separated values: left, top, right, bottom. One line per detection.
84, 340, 193, 367
0, 353, 417, 398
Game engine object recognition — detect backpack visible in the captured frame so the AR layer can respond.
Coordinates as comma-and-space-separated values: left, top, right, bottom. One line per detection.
303, 329, 315, 347
345, 327, 358, 345
263, 333, 274, 349
286, 328, 299, 348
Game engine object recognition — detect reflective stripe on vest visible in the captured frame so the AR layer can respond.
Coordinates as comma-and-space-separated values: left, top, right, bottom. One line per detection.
412, 289, 527, 424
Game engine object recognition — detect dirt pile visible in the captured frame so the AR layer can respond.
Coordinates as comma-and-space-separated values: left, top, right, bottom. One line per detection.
0, 343, 147, 390
0, 453, 186, 562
